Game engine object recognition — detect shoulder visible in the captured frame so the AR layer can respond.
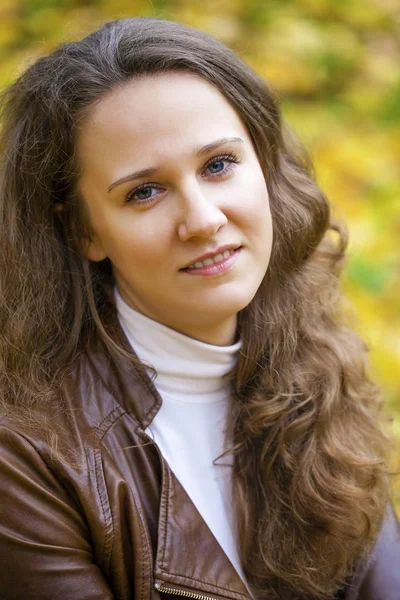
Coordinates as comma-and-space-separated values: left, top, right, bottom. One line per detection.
1, 342, 126, 430
0, 402, 115, 599
0, 329, 154, 476
344, 503, 400, 600
0, 348, 125, 473
0, 347, 126, 554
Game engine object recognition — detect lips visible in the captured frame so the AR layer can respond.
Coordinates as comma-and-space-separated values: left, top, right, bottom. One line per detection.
180, 244, 241, 270
187, 248, 236, 269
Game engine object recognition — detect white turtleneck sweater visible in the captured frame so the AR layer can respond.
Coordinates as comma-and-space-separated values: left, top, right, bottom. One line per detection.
114, 288, 247, 586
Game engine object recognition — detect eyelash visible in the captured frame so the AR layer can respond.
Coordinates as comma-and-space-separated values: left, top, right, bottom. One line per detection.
123, 153, 241, 205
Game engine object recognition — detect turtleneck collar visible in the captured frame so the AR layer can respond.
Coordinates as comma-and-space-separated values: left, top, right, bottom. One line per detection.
114, 287, 241, 401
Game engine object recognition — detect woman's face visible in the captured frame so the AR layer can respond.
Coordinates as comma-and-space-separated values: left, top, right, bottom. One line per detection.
76, 72, 273, 345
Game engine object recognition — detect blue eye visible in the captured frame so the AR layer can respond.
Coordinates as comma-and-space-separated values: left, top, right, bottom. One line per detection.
124, 184, 163, 204
136, 187, 156, 201
204, 153, 241, 178
207, 160, 226, 174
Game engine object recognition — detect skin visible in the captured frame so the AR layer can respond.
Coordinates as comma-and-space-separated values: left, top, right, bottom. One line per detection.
76, 71, 273, 346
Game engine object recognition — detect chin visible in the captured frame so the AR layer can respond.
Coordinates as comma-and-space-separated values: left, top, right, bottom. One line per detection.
206, 286, 258, 317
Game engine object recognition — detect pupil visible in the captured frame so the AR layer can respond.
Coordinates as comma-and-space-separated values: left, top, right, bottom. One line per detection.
138, 187, 152, 200
210, 161, 224, 173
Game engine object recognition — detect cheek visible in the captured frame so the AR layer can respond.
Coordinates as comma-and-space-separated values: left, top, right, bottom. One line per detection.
234, 175, 271, 231
101, 214, 170, 269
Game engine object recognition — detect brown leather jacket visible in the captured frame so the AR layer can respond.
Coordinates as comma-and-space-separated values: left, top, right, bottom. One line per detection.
0, 319, 399, 600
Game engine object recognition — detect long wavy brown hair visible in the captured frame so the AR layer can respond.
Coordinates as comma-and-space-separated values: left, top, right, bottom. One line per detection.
0, 17, 393, 599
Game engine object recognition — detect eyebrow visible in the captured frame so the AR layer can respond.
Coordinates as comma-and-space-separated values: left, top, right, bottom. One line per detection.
107, 136, 244, 193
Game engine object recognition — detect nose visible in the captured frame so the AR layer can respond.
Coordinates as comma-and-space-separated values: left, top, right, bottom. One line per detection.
177, 183, 228, 242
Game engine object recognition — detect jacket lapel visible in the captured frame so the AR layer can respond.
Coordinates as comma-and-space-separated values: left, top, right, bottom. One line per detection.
154, 453, 252, 600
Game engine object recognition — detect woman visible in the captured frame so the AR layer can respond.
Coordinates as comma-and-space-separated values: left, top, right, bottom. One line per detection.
0, 17, 398, 600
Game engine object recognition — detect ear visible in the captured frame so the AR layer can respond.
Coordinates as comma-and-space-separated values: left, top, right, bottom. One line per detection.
82, 234, 108, 262
54, 202, 108, 262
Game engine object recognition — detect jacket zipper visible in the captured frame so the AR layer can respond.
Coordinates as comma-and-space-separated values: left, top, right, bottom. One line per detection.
155, 582, 217, 600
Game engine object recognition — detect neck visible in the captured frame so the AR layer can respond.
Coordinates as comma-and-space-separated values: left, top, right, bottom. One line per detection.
173, 318, 238, 347
114, 286, 242, 399
116, 287, 238, 347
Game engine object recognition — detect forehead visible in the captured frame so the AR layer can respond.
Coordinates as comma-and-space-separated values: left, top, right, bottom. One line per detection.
76, 72, 249, 159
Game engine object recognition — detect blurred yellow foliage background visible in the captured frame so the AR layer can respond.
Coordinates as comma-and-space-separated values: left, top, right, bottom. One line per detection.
1, 0, 399, 509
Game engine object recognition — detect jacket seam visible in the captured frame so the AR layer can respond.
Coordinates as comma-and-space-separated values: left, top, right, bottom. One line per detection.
93, 444, 115, 574
96, 405, 127, 440
159, 455, 172, 573
131, 367, 162, 429
93, 407, 127, 574
99, 414, 154, 600
105, 445, 150, 600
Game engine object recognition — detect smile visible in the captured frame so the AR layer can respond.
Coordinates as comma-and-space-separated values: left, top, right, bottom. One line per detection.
182, 247, 242, 277
187, 249, 235, 269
